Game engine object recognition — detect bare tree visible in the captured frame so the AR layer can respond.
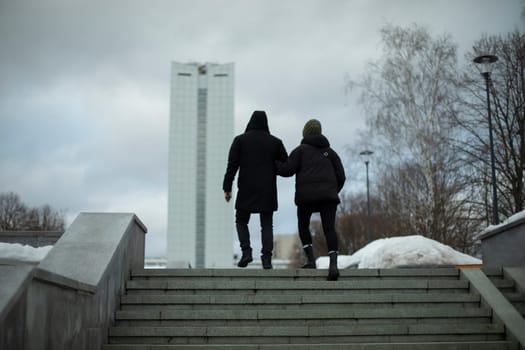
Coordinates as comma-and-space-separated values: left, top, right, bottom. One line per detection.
0, 191, 65, 231
0, 192, 27, 230
350, 24, 477, 252
458, 31, 525, 222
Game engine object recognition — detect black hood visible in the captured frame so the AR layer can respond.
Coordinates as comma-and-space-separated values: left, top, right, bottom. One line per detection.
301, 134, 330, 148
245, 110, 270, 133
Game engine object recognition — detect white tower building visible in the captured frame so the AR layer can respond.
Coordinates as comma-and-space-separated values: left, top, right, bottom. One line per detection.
167, 62, 234, 268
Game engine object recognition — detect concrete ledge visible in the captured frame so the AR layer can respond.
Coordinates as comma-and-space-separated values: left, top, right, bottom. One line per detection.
23, 212, 147, 350
35, 212, 146, 293
461, 268, 525, 348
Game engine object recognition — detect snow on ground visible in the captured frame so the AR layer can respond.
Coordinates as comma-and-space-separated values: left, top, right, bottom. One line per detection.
317, 235, 482, 269
0, 242, 52, 263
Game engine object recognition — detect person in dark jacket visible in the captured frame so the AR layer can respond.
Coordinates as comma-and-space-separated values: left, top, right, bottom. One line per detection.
276, 119, 345, 280
223, 110, 288, 269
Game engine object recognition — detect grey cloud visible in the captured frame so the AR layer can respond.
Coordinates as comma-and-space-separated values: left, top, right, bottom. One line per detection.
0, 0, 521, 257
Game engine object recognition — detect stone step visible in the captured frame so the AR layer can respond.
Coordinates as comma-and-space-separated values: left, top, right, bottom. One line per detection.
107, 323, 505, 344
113, 308, 494, 333
483, 269, 515, 289
103, 342, 516, 350
490, 279, 515, 290
115, 306, 492, 322
120, 292, 480, 306
503, 291, 525, 315
132, 268, 461, 279
502, 292, 525, 302
125, 279, 469, 292
109, 323, 505, 336
115, 317, 494, 328
120, 303, 482, 312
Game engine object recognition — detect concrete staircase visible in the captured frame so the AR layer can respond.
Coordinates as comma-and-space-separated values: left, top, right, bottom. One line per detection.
103, 268, 518, 349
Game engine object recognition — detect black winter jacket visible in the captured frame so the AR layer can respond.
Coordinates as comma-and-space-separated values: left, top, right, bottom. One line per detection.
276, 135, 345, 205
223, 113, 288, 212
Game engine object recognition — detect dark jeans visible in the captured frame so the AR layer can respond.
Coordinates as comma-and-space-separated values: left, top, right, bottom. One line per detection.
235, 209, 274, 257
297, 202, 338, 253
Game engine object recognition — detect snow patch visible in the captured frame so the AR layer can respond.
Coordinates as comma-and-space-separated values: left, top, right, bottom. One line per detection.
480, 209, 525, 236
0, 242, 52, 264
317, 235, 481, 269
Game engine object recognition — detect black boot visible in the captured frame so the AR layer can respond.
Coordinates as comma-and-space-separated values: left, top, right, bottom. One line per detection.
261, 255, 273, 269
237, 248, 253, 268
302, 245, 316, 269
327, 251, 339, 281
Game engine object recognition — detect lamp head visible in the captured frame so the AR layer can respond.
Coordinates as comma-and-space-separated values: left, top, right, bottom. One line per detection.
359, 150, 374, 164
473, 54, 498, 75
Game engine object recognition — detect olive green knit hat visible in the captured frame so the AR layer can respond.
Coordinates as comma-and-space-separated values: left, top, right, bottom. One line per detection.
302, 119, 322, 137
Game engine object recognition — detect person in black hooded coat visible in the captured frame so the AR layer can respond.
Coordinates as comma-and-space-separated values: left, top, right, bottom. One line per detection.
223, 110, 288, 269
276, 119, 345, 280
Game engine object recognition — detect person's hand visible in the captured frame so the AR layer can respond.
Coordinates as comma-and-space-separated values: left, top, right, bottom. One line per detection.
224, 192, 232, 202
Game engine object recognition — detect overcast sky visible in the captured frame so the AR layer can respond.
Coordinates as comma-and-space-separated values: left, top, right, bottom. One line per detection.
0, 0, 522, 258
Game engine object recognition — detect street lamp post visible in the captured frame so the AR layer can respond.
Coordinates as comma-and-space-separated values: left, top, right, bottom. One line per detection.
359, 150, 374, 244
473, 54, 499, 225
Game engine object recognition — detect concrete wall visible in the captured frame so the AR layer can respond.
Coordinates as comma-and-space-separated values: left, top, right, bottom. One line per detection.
0, 265, 34, 350
0, 212, 147, 350
0, 231, 63, 247
480, 214, 525, 267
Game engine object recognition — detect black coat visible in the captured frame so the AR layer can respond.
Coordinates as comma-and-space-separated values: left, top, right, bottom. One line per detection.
276, 135, 345, 205
223, 113, 288, 212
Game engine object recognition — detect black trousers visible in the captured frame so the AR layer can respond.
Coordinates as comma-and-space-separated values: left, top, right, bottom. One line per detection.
235, 209, 274, 258
297, 202, 338, 253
